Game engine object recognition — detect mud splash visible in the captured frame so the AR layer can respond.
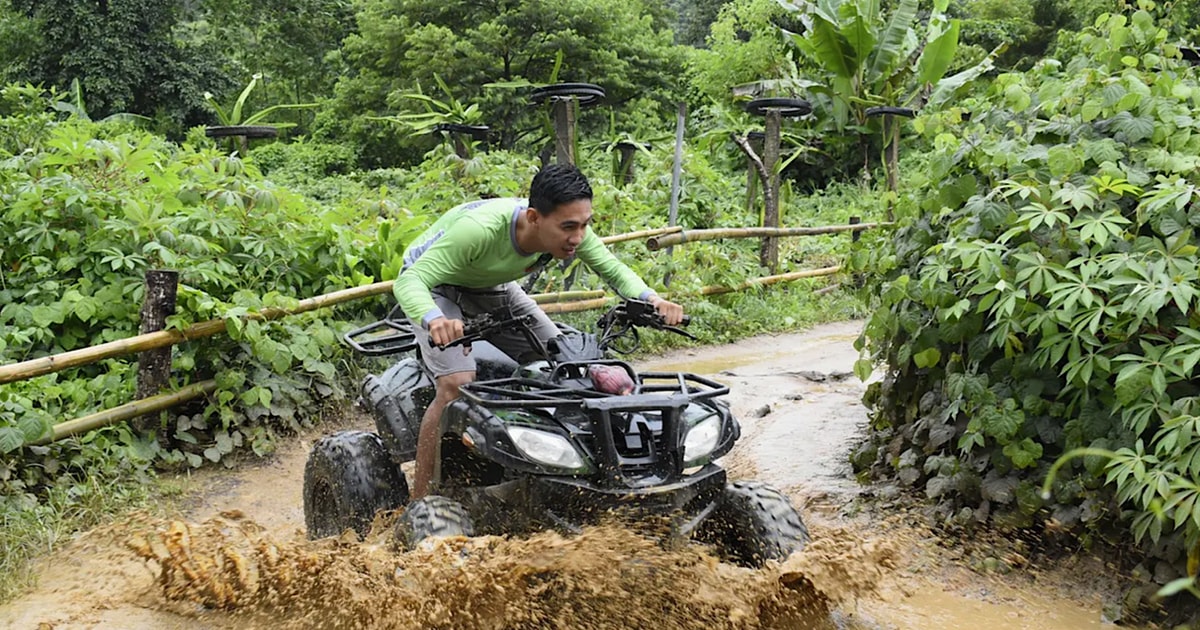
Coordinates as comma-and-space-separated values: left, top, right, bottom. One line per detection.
122, 512, 896, 630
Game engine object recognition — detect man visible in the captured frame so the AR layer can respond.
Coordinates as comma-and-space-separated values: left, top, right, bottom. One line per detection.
393, 164, 685, 499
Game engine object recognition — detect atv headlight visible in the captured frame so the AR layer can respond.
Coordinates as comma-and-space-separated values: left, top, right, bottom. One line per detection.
683, 415, 721, 464
507, 426, 585, 470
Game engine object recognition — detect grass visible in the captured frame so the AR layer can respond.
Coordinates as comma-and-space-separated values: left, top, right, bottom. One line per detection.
0, 470, 153, 603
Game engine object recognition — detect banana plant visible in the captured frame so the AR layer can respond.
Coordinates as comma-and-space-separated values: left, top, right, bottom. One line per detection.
52, 78, 151, 126
776, 0, 967, 128
370, 74, 486, 158
203, 73, 318, 129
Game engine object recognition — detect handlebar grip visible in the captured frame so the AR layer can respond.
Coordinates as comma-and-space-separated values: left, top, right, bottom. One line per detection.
680, 314, 691, 327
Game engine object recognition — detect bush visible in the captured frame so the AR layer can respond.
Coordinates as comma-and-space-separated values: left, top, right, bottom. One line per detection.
855, 10, 1200, 582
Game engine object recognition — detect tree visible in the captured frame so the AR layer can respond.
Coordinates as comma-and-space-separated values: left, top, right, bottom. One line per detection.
667, 0, 732, 47
321, 0, 686, 168
7, 0, 231, 132
686, 0, 799, 106
188, 0, 355, 133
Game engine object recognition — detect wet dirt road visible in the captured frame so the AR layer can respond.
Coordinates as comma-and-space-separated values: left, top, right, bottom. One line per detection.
0, 322, 1134, 629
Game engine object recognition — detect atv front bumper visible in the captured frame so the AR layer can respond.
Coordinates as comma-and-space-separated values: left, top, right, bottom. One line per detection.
526, 464, 727, 534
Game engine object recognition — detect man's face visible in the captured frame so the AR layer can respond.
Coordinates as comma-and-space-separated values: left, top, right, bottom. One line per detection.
532, 198, 592, 259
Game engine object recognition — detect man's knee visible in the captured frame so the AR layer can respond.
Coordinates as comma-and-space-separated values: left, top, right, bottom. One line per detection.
434, 371, 475, 403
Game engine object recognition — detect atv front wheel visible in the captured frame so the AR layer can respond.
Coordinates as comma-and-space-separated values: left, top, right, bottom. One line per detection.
303, 431, 409, 540
395, 495, 475, 550
697, 480, 809, 567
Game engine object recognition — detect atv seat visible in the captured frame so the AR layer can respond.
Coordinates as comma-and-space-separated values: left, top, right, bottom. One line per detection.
470, 341, 519, 381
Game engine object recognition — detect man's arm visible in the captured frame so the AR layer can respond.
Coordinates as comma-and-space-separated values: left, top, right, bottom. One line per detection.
575, 228, 684, 325
393, 219, 488, 326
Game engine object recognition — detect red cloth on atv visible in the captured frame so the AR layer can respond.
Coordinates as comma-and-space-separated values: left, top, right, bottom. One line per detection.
588, 364, 635, 395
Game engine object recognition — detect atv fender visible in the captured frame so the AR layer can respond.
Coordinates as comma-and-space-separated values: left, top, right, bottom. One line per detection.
362, 358, 433, 462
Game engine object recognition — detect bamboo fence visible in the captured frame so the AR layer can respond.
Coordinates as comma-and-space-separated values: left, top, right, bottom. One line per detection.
645, 223, 887, 251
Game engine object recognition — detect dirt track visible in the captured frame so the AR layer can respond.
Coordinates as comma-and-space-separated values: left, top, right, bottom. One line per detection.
0, 322, 1135, 629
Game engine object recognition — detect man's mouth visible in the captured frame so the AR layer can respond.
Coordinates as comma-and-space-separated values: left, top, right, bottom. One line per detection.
563, 246, 576, 256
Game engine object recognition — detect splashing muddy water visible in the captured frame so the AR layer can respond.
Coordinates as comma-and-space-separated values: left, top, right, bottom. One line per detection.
113, 512, 894, 630
0, 322, 1144, 629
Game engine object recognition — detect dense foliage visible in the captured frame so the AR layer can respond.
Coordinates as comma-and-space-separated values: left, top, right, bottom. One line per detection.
855, 10, 1200, 590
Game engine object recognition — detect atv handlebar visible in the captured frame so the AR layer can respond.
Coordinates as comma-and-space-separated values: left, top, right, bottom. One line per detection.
435, 313, 538, 351
437, 299, 694, 353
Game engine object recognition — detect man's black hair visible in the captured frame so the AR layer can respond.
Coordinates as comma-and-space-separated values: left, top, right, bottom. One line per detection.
528, 164, 593, 216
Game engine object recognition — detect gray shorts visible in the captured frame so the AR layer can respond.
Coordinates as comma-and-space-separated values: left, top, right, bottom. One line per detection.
410, 283, 559, 378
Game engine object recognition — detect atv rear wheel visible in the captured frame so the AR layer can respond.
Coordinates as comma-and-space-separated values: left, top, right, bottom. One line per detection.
395, 495, 475, 550
303, 431, 409, 540
697, 480, 809, 567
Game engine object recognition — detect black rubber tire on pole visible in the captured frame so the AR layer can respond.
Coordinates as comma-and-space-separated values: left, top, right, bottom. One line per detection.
204, 125, 279, 139
433, 123, 490, 140
530, 83, 606, 107
744, 98, 812, 117
864, 106, 917, 119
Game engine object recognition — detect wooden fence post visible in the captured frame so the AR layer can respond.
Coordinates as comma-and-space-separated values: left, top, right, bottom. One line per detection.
134, 269, 178, 434
761, 109, 782, 272
553, 99, 576, 166
849, 216, 863, 289
665, 102, 686, 287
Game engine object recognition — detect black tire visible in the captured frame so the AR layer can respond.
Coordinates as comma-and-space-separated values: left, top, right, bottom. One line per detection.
303, 431, 409, 540
530, 82, 606, 107
696, 480, 810, 567
433, 122, 490, 140
864, 106, 917, 119
395, 495, 475, 550
744, 97, 812, 117
204, 125, 279, 138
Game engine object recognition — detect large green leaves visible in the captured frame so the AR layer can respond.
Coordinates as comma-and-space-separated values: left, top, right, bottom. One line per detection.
857, 8, 1200, 563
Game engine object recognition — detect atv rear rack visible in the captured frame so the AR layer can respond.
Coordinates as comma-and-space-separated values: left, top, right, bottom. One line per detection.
343, 305, 418, 356
459, 367, 729, 410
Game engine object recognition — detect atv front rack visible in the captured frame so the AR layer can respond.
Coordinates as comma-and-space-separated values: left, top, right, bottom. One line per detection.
458, 366, 729, 410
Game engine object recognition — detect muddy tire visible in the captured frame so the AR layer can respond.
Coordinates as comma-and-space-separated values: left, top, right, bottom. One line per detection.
303, 431, 409, 540
395, 495, 475, 549
697, 480, 809, 567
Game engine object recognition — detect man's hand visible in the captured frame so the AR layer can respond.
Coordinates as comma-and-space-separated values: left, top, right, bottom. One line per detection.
428, 316, 466, 349
649, 296, 684, 326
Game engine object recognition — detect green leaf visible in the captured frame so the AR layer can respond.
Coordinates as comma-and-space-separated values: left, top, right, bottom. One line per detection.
0, 427, 24, 453
917, 20, 960, 85
914, 348, 942, 368
867, 0, 918, 83
854, 358, 874, 381
1081, 99, 1104, 122
17, 414, 48, 442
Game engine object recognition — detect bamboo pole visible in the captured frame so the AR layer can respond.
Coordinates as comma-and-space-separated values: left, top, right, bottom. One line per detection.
646, 223, 888, 251
33, 380, 217, 445
693, 266, 841, 296
0, 282, 397, 384
540, 297, 616, 314
540, 267, 843, 311
600, 225, 683, 245
532, 290, 605, 304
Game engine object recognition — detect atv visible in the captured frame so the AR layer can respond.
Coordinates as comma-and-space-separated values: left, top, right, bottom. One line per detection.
303, 298, 809, 567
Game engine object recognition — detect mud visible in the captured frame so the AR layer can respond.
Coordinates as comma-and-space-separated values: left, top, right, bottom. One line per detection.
0, 322, 1142, 629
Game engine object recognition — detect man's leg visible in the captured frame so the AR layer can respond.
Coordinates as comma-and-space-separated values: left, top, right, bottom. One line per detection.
412, 370, 474, 500
408, 286, 477, 500
490, 282, 561, 361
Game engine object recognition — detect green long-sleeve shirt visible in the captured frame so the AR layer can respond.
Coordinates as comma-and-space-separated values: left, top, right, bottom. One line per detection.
393, 198, 655, 324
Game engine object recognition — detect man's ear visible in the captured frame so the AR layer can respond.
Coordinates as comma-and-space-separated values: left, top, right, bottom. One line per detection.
525, 206, 541, 226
